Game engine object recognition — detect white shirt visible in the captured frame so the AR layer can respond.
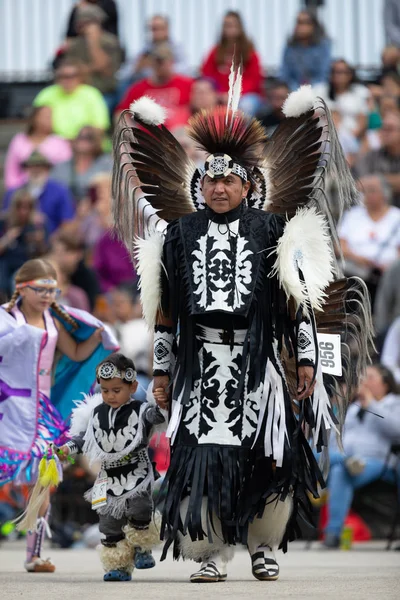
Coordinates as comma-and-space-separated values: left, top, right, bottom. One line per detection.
339, 205, 400, 267
313, 83, 370, 135
382, 317, 400, 383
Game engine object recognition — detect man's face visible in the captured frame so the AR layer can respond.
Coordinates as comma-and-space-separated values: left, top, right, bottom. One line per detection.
190, 80, 217, 112
381, 114, 400, 150
150, 17, 169, 42
152, 56, 174, 80
56, 66, 81, 93
201, 173, 250, 214
269, 86, 289, 113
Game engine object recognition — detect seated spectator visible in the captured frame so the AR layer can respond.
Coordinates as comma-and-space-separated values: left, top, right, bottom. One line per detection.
116, 43, 193, 127
76, 172, 112, 250
117, 14, 187, 98
323, 364, 400, 548
314, 60, 370, 151
0, 190, 47, 296
61, 3, 122, 106
91, 182, 135, 292
374, 259, 400, 336
353, 111, 400, 207
33, 58, 110, 140
279, 9, 331, 91
48, 221, 100, 311
108, 283, 152, 401
360, 94, 400, 156
167, 77, 219, 130
3, 151, 75, 234
201, 10, 263, 116
46, 231, 90, 312
257, 81, 290, 135
4, 106, 71, 191
384, 0, 400, 47
381, 317, 400, 383
339, 174, 400, 301
51, 126, 112, 203
66, 0, 118, 38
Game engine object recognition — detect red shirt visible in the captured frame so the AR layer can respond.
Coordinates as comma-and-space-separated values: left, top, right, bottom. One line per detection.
201, 46, 263, 95
116, 75, 194, 120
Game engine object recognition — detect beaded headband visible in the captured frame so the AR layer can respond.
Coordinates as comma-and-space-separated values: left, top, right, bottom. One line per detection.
16, 278, 58, 289
203, 153, 248, 182
96, 362, 137, 383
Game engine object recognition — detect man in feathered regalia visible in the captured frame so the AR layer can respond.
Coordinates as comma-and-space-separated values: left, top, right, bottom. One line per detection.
112, 67, 372, 583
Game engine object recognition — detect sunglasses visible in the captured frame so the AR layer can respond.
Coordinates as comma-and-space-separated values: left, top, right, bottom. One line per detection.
297, 19, 312, 25
27, 286, 61, 298
57, 73, 79, 80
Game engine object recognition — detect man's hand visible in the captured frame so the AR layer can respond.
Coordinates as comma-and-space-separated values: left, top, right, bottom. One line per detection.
297, 365, 316, 400
357, 382, 374, 409
84, 22, 102, 42
153, 375, 170, 410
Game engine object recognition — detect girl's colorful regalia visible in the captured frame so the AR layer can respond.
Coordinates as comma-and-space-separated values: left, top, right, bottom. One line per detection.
0, 259, 119, 572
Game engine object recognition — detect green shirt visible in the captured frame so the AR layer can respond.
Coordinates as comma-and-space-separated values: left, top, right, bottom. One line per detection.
33, 84, 110, 139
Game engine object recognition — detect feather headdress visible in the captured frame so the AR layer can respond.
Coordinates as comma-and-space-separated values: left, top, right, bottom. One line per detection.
187, 106, 267, 177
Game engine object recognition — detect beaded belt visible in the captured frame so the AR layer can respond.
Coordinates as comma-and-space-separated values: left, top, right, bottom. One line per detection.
196, 325, 247, 345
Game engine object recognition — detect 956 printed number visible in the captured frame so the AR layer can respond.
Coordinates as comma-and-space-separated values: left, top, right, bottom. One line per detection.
319, 341, 335, 369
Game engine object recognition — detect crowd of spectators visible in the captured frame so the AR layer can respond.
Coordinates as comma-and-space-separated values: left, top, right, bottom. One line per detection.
1, 0, 400, 548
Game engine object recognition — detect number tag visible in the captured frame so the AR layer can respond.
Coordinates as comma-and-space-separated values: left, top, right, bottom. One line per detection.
317, 333, 342, 376
91, 472, 108, 510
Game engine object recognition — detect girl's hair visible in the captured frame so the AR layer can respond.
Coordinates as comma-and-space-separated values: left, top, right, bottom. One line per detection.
7, 189, 36, 228
97, 352, 136, 384
372, 363, 399, 396
288, 9, 327, 46
328, 59, 357, 100
6, 258, 78, 330
216, 11, 254, 66
26, 106, 51, 136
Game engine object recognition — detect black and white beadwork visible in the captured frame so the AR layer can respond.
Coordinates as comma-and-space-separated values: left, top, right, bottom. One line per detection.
153, 327, 174, 374
97, 362, 137, 382
204, 153, 247, 181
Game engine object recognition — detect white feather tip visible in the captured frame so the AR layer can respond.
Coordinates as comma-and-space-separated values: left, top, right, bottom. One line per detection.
129, 96, 166, 126
282, 85, 316, 118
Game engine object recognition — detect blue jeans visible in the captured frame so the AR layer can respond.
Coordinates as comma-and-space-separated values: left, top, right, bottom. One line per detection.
325, 451, 395, 535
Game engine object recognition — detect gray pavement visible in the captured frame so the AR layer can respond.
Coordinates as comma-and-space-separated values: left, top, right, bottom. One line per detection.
0, 541, 399, 600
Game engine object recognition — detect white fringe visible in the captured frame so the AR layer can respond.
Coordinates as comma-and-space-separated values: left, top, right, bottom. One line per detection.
85, 471, 154, 520
311, 362, 338, 447
133, 231, 165, 330
69, 393, 103, 437
270, 207, 335, 312
82, 402, 147, 465
282, 85, 316, 118
129, 96, 166, 126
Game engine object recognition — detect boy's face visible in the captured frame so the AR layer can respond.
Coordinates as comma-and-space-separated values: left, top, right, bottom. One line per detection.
100, 377, 138, 409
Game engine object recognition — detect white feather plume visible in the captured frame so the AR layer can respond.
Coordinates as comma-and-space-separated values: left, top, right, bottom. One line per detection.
226, 59, 236, 123
231, 62, 243, 115
270, 207, 335, 312
133, 230, 165, 330
282, 85, 316, 118
225, 58, 242, 123
129, 96, 166, 126
69, 393, 103, 437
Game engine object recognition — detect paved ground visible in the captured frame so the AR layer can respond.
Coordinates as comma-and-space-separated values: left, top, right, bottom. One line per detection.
0, 541, 399, 600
